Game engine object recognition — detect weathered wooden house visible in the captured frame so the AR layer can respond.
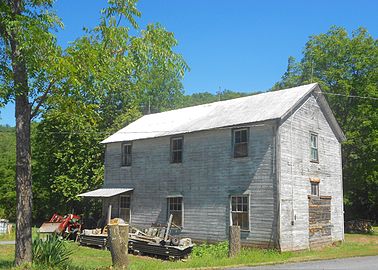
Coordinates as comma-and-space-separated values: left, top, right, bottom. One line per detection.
79, 83, 345, 251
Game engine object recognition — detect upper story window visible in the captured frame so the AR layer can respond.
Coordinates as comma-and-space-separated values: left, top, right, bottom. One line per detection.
122, 143, 132, 166
167, 197, 183, 227
231, 195, 249, 231
310, 133, 318, 162
171, 137, 183, 163
233, 128, 248, 158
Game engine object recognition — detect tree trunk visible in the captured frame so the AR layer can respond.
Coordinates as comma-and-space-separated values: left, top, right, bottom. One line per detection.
14, 93, 32, 266
9, 0, 33, 265
228, 225, 241, 257
108, 224, 129, 269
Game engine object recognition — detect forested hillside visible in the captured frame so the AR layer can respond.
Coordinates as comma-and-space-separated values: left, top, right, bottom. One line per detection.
0, 125, 16, 220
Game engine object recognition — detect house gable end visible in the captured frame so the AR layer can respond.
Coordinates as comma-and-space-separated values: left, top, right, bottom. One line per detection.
280, 84, 345, 143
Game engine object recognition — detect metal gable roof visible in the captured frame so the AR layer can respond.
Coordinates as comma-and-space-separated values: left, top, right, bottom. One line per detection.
77, 188, 133, 198
102, 83, 320, 144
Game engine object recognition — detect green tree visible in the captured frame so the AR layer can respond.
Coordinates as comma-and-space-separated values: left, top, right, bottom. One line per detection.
274, 26, 378, 221
177, 89, 252, 108
0, 0, 63, 264
32, 1, 188, 220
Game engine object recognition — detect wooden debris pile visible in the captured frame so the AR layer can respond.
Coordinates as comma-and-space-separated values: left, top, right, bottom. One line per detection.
345, 219, 374, 234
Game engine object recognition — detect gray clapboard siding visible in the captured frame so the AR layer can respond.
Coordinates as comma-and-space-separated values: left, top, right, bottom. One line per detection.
104, 124, 277, 246
278, 94, 343, 251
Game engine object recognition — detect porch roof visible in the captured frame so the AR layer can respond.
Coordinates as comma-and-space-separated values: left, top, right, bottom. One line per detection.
77, 188, 133, 198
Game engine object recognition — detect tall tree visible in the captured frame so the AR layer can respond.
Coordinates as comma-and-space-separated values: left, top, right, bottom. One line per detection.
0, 0, 62, 264
274, 26, 378, 221
32, 1, 188, 221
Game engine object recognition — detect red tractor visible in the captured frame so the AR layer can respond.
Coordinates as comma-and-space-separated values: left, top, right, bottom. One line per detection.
39, 213, 81, 240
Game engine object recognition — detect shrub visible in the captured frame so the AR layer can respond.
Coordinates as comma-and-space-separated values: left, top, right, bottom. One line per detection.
32, 233, 73, 268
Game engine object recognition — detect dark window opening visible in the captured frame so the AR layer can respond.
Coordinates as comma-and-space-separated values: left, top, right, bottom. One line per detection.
311, 182, 319, 196
171, 137, 183, 163
167, 197, 183, 227
122, 143, 132, 166
233, 129, 248, 158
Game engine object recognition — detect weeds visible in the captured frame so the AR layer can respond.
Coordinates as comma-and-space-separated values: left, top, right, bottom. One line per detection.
191, 241, 228, 258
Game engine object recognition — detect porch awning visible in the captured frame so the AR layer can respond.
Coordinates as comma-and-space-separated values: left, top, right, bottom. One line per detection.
77, 188, 133, 198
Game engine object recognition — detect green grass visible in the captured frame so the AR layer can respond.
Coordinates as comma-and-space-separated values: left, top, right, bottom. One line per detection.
0, 226, 39, 242
0, 231, 377, 270
372, 226, 378, 236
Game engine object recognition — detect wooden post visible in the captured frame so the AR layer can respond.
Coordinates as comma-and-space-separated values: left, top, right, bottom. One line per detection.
164, 214, 173, 242
107, 204, 112, 225
108, 224, 129, 269
228, 225, 241, 257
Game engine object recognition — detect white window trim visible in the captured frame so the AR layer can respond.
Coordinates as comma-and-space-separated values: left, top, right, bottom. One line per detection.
310, 132, 319, 162
119, 195, 131, 223
229, 194, 250, 232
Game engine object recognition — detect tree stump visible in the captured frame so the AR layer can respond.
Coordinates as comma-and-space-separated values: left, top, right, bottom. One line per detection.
108, 224, 129, 269
228, 225, 241, 257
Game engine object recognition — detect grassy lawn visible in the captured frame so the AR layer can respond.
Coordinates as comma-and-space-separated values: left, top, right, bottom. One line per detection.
0, 229, 377, 269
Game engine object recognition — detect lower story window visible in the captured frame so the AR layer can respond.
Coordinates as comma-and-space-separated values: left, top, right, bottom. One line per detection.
231, 195, 249, 231
119, 195, 131, 223
167, 197, 183, 228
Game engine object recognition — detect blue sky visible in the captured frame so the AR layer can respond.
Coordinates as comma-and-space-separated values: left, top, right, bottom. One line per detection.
1, 0, 377, 126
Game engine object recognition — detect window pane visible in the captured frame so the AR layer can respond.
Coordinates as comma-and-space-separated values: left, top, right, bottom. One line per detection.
172, 212, 182, 227
242, 196, 248, 204
177, 151, 182, 163
122, 144, 132, 166
242, 202, 248, 212
311, 134, 317, 148
234, 143, 248, 157
311, 148, 318, 161
234, 131, 241, 143
173, 139, 178, 150
237, 197, 242, 204
177, 138, 183, 149
120, 208, 130, 223
241, 130, 247, 142
234, 213, 249, 230
120, 196, 130, 208
241, 213, 249, 230
232, 213, 239, 226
